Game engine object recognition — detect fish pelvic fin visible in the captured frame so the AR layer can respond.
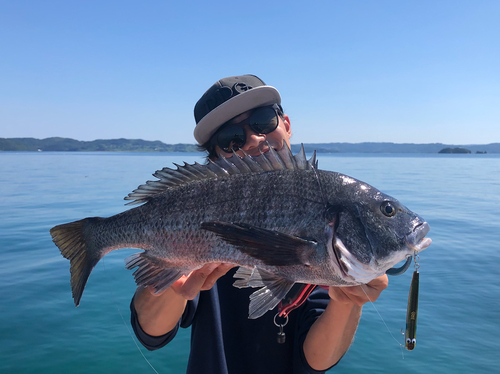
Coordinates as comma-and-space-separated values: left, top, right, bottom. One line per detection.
235, 268, 295, 319
50, 218, 104, 307
125, 253, 184, 294
233, 267, 265, 288
201, 221, 317, 266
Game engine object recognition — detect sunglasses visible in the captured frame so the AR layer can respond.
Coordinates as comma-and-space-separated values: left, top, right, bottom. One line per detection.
211, 105, 280, 153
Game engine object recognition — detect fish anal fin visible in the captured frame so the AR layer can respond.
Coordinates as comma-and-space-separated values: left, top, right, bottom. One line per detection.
201, 221, 316, 266
125, 253, 184, 294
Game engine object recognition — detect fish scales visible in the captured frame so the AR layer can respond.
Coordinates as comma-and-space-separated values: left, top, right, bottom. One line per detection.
86, 169, 326, 266
50, 143, 431, 318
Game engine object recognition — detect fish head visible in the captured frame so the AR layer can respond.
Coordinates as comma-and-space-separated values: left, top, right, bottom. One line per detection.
328, 175, 432, 283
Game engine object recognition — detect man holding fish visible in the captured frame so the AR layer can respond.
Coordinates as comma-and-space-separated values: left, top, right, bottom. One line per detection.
131, 75, 389, 373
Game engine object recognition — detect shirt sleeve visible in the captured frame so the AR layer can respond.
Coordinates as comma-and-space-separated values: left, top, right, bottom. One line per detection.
129, 294, 199, 351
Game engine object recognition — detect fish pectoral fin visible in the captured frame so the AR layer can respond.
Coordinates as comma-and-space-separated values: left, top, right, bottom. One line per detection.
245, 268, 295, 319
125, 252, 184, 294
201, 221, 317, 266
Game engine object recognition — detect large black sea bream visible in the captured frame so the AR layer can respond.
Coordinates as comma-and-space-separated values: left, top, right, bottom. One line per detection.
50, 143, 431, 318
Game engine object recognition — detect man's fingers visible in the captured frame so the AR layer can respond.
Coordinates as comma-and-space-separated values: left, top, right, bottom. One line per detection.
328, 275, 389, 306
170, 263, 234, 300
176, 264, 220, 299
366, 274, 389, 291
200, 264, 236, 291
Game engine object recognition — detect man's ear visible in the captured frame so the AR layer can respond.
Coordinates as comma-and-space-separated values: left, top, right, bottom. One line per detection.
282, 114, 292, 137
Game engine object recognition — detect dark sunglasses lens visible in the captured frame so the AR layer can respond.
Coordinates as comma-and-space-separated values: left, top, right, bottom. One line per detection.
249, 107, 278, 134
217, 125, 246, 152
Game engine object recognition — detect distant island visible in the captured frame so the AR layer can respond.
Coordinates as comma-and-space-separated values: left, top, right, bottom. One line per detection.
438, 147, 472, 154
0, 137, 198, 152
0, 137, 498, 154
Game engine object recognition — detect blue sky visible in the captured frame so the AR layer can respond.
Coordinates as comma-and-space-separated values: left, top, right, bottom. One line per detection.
1, 0, 498, 145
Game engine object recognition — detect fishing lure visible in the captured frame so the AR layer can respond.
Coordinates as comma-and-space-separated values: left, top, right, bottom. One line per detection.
404, 253, 420, 351
273, 257, 418, 344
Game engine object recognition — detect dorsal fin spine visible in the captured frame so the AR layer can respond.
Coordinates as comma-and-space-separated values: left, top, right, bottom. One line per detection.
211, 156, 236, 175
294, 144, 308, 170
277, 142, 297, 170
228, 153, 252, 174
242, 154, 265, 172
173, 163, 201, 179
265, 143, 285, 170
124, 142, 318, 205
207, 159, 231, 177
153, 171, 186, 184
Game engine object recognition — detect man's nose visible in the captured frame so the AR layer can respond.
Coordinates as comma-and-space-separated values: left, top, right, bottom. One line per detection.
241, 126, 266, 150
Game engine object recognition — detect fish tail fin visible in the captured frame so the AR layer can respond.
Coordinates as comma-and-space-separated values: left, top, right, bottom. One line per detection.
50, 218, 103, 307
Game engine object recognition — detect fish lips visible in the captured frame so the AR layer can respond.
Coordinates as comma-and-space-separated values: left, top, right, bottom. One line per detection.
406, 221, 432, 253
377, 221, 432, 275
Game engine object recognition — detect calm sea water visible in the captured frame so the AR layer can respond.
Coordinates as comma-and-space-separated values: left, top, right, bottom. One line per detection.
1, 152, 499, 374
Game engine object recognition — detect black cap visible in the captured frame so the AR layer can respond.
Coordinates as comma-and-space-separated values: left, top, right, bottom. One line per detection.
193, 75, 281, 144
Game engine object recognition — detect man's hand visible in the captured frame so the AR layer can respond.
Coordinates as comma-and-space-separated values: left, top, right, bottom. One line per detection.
328, 274, 389, 306
146, 263, 236, 300
135, 263, 235, 336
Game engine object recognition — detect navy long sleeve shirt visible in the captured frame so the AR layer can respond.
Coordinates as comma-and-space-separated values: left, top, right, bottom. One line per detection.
130, 268, 335, 374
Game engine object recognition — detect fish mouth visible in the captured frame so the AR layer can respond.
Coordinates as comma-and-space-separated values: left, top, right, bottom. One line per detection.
379, 222, 432, 276
406, 222, 432, 253
330, 222, 432, 283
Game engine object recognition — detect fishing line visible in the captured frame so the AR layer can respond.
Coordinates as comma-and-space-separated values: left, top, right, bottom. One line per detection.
359, 285, 405, 359
101, 258, 161, 374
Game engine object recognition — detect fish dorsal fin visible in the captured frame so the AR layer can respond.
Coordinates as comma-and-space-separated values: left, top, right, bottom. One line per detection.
124, 142, 317, 205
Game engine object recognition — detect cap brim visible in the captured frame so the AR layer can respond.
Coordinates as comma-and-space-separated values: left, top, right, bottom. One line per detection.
194, 85, 281, 144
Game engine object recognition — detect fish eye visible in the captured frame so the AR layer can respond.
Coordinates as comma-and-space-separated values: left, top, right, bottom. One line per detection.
380, 201, 397, 217
406, 338, 412, 344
